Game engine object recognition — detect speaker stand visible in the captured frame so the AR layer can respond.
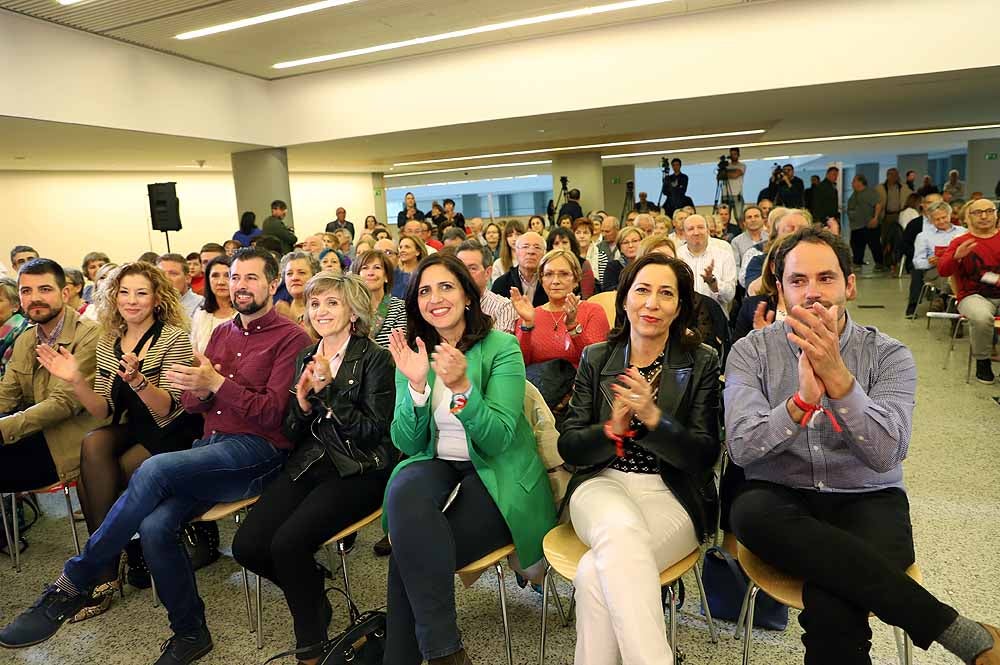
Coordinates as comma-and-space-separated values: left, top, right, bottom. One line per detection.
162, 230, 172, 253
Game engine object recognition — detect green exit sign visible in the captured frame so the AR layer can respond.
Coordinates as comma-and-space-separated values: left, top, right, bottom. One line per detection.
374, 189, 382, 197
986, 153, 999, 161
611, 176, 622, 184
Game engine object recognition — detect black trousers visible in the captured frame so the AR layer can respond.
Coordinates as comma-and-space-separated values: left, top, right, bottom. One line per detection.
907, 269, 927, 307
0, 431, 59, 492
850, 227, 883, 266
730, 481, 956, 665
384, 459, 511, 665
232, 457, 388, 658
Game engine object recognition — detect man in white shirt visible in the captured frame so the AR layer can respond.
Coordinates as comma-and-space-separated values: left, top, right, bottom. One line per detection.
731, 205, 768, 273
157, 253, 203, 319
457, 241, 517, 334
906, 200, 968, 317
678, 215, 737, 311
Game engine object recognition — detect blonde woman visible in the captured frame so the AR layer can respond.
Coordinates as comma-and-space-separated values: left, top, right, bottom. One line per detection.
80, 263, 119, 322
602, 226, 646, 291
36, 262, 202, 620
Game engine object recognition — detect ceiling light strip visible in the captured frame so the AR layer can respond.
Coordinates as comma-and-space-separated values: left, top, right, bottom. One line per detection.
392, 129, 764, 167
274, 0, 675, 69
384, 160, 552, 179
176, 0, 363, 40
602, 123, 1000, 160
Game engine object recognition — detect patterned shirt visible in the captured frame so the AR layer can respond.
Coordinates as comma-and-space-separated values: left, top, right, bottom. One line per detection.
481, 289, 517, 334
609, 354, 662, 474
0, 313, 30, 376
724, 312, 916, 493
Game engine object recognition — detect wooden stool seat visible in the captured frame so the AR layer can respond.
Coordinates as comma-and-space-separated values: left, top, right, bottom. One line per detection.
3, 478, 81, 572
322, 508, 382, 547
736, 543, 923, 611
29, 480, 75, 494
196, 496, 259, 522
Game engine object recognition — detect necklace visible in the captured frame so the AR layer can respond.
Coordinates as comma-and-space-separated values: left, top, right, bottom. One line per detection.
551, 309, 567, 331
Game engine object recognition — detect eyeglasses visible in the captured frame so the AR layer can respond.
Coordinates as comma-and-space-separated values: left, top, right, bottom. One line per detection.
517, 244, 545, 252
969, 208, 997, 218
542, 270, 574, 281
620, 238, 642, 247
382, 249, 398, 256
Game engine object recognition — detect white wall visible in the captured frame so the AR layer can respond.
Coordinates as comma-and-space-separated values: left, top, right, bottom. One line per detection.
0, 170, 379, 271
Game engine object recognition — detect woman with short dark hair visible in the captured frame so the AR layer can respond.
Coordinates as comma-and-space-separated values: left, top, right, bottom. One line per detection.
383, 254, 555, 665
190, 256, 233, 354
233, 211, 262, 247
558, 253, 722, 665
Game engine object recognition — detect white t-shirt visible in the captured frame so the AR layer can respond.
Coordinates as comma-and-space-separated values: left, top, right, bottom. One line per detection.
409, 378, 470, 461
898, 208, 920, 230
727, 160, 746, 197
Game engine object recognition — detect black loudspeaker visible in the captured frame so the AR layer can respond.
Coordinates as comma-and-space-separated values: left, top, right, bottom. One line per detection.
148, 182, 182, 232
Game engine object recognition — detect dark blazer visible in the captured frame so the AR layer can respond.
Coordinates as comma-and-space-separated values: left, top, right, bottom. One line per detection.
283, 335, 396, 480
557, 339, 722, 541
325, 220, 355, 239
809, 179, 840, 223
491, 266, 549, 307
558, 201, 584, 221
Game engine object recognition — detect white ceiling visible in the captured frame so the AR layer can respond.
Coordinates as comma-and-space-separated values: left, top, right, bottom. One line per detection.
0, 0, 754, 79
3, 68, 1000, 176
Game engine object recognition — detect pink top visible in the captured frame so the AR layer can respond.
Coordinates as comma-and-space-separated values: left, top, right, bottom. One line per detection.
516, 301, 610, 368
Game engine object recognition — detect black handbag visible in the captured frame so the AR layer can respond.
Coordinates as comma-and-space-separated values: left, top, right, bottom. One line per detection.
263, 592, 386, 665
308, 408, 391, 479
699, 545, 788, 630
124, 521, 220, 589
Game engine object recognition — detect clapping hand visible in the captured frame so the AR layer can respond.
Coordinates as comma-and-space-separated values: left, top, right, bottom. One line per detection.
563, 293, 581, 328
388, 328, 430, 392
785, 303, 853, 398
702, 261, 718, 291
293, 361, 332, 413
431, 342, 470, 393
165, 351, 225, 399
117, 352, 143, 387
610, 367, 661, 430
607, 395, 631, 437
953, 238, 977, 260
509, 287, 535, 327
752, 301, 775, 330
36, 344, 82, 385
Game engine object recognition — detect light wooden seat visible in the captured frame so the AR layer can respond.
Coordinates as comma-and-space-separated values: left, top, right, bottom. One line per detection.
195, 495, 260, 522
322, 508, 383, 548
736, 542, 922, 665
539, 524, 718, 664
587, 291, 616, 328
1, 479, 80, 573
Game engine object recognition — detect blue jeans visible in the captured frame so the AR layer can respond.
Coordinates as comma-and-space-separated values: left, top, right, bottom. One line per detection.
63, 433, 286, 635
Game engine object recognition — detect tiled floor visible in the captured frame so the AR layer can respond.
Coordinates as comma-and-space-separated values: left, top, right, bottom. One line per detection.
1, 271, 998, 665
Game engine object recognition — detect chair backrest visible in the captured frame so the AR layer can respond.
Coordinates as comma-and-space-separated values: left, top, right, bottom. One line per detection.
588, 291, 616, 329
523, 381, 570, 504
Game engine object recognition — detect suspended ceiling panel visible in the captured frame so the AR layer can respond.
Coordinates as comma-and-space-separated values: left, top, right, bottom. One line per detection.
1, 0, 754, 78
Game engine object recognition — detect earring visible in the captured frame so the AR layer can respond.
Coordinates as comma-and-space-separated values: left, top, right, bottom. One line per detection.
350, 318, 357, 334
465, 304, 471, 311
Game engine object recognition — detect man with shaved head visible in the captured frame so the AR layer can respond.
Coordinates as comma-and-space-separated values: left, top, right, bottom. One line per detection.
491, 231, 549, 306
678, 214, 738, 311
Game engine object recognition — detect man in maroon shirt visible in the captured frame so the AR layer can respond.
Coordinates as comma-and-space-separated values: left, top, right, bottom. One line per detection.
938, 198, 1000, 384
0, 247, 311, 665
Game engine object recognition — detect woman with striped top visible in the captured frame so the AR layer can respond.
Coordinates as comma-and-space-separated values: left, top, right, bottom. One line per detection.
352, 249, 407, 348
36, 262, 202, 621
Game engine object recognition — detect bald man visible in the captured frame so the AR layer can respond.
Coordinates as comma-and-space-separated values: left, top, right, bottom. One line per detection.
491, 231, 549, 306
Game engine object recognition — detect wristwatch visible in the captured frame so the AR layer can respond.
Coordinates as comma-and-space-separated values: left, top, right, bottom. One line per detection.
568, 323, 583, 336
449, 388, 471, 414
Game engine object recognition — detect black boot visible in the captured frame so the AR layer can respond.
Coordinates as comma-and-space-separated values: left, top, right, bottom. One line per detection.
975, 360, 996, 385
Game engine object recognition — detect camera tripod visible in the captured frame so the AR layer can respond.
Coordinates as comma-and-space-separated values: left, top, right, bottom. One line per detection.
551, 176, 569, 225
621, 181, 635, 222
713, 167, 735, 214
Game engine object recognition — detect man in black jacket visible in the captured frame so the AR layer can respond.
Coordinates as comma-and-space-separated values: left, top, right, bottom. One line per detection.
662, 158, 691, 216
558, 189, 584, 222
774, 164, 805, 208
491, 231, 549, 307
810, 166, 841, 225
324, 207, 355, 239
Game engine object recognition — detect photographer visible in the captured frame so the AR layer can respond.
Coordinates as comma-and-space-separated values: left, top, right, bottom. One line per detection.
722, 147, 746, 218
774, 163, 805, 208
558, 187, 584, 221
661, 158, 692, 216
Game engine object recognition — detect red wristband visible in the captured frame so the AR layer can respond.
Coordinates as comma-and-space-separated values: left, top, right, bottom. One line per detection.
604, 421, 636, 458
791, 392, 843, 433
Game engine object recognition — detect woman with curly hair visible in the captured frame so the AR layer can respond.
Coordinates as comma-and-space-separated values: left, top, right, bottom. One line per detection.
36, 261, 203, 621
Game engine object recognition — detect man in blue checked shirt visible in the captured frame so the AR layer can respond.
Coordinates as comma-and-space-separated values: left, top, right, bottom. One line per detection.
724, 227, 997, 665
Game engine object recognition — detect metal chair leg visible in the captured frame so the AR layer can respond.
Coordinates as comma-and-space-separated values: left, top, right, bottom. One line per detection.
62, 485, 81, 555
0, 493, 14, 568
904, 632, 913, 665
495, 563, 513, 665
551, 576, 568, 627
234, 512, 255, 633
742, 585, 760, 665
339, 540, 360, 622
694, 561, 719, 643
735, 579, 753, 639
151, 576, 160, 608
539, 567, 550, 665
12, 493, 21, 573
567, 588, 576, 622
665, 584, 677, 649
256, 572, 264, 649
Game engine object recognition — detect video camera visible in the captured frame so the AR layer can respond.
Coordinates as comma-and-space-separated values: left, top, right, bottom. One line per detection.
625, 180, 635, 193
716, 154, 730, 182
559, 175, 569, 191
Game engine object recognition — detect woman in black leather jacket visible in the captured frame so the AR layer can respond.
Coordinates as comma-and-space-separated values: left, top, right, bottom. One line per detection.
232, 272, 395, 665
557, 253, 721, 665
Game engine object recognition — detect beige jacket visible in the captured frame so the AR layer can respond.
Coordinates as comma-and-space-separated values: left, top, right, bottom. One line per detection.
0, 307, 105, 481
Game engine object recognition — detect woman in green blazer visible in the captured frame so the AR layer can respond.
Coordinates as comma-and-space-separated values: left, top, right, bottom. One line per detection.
384, 254, 555, 665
